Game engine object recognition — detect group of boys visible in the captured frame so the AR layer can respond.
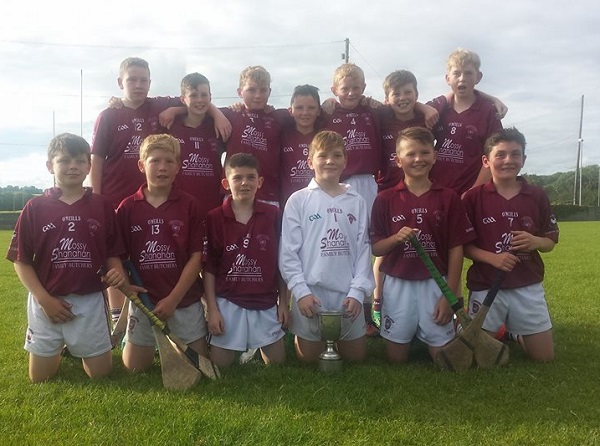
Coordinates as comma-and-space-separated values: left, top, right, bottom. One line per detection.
7, 48, 558, 382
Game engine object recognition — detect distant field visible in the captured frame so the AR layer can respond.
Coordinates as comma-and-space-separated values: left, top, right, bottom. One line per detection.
1, 222, 599, 446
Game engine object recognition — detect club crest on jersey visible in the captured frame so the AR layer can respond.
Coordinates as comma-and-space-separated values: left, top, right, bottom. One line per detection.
520, 216, 534, 231
465, 124, 477, 140
347, 213, 356, 224
256, 234, 270, 251
87, 218, 101, 236
169, 220, 184, 237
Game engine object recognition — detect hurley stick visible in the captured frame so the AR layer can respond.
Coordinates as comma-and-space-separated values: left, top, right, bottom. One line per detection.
409, 235, 508, 371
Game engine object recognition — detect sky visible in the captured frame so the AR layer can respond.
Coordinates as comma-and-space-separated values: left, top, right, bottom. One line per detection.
1, 0, 599, 190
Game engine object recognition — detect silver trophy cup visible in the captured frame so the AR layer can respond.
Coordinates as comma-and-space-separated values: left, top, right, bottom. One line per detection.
318, 310, 344, 373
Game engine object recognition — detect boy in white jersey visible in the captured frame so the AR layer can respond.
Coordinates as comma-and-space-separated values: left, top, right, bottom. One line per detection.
370, 127, 475, 364
463, 127, 558, 362
7, 133, 126, 382
279, 131, 374, 363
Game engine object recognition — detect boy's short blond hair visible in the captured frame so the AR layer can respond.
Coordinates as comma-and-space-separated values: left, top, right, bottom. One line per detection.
446, 48, 481, 72
333, 63, 365, 86
119, 57, 150, 78
308, 131, 347, 159
239, 66, 271, 88
396, 127, 435, 154
382, 70, 418, 97
48, 133, 91, 163
139, 134, 180, 163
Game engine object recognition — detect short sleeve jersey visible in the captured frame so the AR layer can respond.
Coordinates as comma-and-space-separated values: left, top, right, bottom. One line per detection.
370, 181, 476, 279
116, 185, 205, 308
322, 103, 381, 178
377, 106, 426, 192
462, 178, 559, 291
280, 129, 316, 207
427, 93, 502, 195
221, 107, 283, 202
204, 197, 281, 310
279, 179, 375, 302
6, 188, 125, 296
91, 96, 181, 207
168, 115, 223, 221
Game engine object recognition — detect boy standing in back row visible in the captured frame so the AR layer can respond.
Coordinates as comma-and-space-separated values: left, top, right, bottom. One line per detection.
463, 127, 558, 362
428, 49, 503, 196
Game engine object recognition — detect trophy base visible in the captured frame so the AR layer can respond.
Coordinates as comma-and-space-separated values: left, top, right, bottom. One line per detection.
319, 357, 343, 373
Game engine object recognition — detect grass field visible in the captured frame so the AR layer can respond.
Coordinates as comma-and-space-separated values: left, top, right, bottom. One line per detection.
1, 222, 599, 445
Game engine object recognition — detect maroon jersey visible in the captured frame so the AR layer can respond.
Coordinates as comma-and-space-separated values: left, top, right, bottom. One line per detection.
204, 197, 281, 310
91, 96, 181, 207
377, 106, 426, 192
322, 102, 381, 178
280, 129, 316, 207
6, 188, 125, 296
370, 181, 475, 279
428, 93, 502, 195
462, 178, 559, 291
168, 115, 224, 221
221, 107, 283, 202
116, 185, 204, 308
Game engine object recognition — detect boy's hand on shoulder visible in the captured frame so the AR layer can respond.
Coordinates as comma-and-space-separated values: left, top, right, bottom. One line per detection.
39, 295, 75, 324
207, 307, 225, 335
107, 96, 124, 109
420, 103, 439, 129
433, 297, 452, 326
342, 297, 361, 321
321, 98, 337, 116
494, 251, 520, 272
297, 294, 322, 319
158, 107, 180, 129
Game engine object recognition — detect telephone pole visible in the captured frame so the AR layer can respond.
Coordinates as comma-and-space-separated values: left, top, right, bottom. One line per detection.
342, 38, 349, 63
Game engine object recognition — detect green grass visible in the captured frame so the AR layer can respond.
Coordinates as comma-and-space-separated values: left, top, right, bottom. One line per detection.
1, 223, 600, 445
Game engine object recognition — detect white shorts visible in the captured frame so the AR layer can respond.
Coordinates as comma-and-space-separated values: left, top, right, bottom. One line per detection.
468, 282, 552, 335
380, 276, 455, 347
25, 292, 112, 358
209, 297, 285, 351
290, 284, 366, 342
126, 301, 207, 347
345, 173, 377, 219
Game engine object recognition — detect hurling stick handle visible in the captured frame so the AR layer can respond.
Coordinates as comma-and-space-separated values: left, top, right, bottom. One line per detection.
408, 235, 463, 312
482, 270, 506, 308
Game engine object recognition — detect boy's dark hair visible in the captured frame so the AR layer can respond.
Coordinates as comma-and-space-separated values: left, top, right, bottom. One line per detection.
119, 57, 150, 78
383, 70, 418, 97
484, 127, 527, 156
396, 127, 435, 153
290, 84, 320, 106
48, 133, 91, 163
225, 152, 260, 174
181, 72, 211, 95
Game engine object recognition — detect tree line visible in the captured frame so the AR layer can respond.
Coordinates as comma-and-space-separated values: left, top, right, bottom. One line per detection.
0, 166, 599, 211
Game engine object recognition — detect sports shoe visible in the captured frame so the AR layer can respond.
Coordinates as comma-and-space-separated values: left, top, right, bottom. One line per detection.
365, 320, 380, 337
